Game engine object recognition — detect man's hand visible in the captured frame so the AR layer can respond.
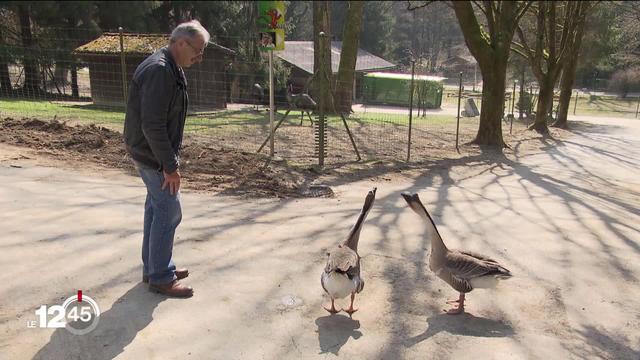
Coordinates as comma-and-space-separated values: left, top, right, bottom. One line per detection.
162, 169, 181, 195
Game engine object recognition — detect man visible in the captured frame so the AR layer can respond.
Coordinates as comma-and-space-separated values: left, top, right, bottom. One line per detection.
124, 20, 209, 298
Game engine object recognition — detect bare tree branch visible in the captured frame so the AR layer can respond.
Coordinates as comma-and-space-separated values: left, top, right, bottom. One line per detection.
510, 43, 529, 59
407, 1, 435, 11
534, 1, 546, 76
492, 1, 500, 17
516, 25, 534, 58
515, 1, 534, 24
471, 1, 488, 18
558, 2, 574, 56
452, 1, 492, 63
484, 0, 496, 45
548, 1, 556, 62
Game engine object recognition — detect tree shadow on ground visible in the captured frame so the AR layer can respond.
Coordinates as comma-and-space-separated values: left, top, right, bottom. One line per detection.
32, 283, 167, 360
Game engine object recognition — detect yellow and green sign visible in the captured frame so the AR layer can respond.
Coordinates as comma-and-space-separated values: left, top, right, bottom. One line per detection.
257, 1, 285, 51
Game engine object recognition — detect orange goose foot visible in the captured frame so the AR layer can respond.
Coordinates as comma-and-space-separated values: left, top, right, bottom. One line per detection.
444, 293, 465, 315
324, 299, 339, 314
342, 293, 358, 317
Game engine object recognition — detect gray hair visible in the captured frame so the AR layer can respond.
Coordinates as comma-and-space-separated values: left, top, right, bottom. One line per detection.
170, 20, 210, 44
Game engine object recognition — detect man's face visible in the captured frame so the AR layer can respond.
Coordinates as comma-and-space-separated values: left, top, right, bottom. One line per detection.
177, 34, 206, 68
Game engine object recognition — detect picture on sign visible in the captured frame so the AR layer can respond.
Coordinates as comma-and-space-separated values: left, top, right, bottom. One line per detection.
259, 32, 276, 49
257, 1, 285, 51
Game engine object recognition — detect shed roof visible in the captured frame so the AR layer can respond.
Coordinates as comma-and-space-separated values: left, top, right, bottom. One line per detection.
275, 41, 395, 75
364, 72, 446, 82
74, 32, 235, 56
440, 55, 477, 66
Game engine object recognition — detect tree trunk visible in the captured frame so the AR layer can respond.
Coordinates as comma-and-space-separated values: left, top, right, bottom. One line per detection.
553, 62, 576, 129
334, 1, 364, 114
0, 23, 12, 96
452, 1, 525, 148
553, 8, 587, 129
531, 77, 553, 133
18, 4, 40, 97
474, 63, 507, 146
0, 61, 11, 96
70, 63, 79, 98
54, 63, 69, 86
313, 1, 332, 113
515, 2, 593, 133
429, 49, 439, 73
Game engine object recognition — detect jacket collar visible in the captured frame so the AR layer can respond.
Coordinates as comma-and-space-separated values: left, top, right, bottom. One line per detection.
161, 47, 187, 87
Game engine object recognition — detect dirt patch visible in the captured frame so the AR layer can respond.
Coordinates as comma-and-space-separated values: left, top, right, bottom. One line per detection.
0, 117, 571, 198
0, 117, 315, 198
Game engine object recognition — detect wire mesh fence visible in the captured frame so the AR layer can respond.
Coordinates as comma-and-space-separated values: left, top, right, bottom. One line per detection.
2, 27, 636, 166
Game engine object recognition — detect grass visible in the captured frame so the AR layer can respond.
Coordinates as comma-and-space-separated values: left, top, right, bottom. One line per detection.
442, 87, 640, 118
2, 94, 635, 136
570, 95, 639, 117
0, 98, 458, 133
0, 99, 126, 125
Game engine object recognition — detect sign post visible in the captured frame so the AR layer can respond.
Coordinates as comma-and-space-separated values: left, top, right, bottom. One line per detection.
257, 1, 285, 159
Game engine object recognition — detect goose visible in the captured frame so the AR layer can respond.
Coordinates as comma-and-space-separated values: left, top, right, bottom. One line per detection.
401, 192, 512, 315
321, 188, 376, 316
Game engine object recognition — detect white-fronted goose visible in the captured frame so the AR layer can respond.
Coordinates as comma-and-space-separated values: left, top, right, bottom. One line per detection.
401, 192, 512, 315
321, 188, 376, 316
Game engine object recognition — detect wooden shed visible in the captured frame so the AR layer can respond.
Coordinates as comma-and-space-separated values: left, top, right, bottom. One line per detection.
275, 41, 396, 100
73, 32, 235, 110
440, 55, 477, 80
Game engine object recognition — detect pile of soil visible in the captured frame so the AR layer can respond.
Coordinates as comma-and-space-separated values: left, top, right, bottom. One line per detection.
0, 117, 315, 198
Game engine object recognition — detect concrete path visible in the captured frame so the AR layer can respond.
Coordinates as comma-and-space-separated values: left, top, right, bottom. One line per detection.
0, 115, 638, 359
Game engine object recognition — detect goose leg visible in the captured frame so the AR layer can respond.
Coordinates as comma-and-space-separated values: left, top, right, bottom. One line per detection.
323, 299, 339, 314
444, 293, 465, 315
343, 293, 358, 317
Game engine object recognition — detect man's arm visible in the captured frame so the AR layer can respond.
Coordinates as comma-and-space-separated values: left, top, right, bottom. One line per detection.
139, 65, 179, 174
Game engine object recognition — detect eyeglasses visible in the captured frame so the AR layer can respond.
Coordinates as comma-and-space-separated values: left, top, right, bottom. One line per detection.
185, 40, 205, 56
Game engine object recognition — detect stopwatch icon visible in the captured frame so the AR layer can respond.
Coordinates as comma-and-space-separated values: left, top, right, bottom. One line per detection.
60, 290, 101, 335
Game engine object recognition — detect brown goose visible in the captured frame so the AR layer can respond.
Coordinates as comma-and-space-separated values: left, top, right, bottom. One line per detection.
321, 188, 376, 316
401, 192, 512, 315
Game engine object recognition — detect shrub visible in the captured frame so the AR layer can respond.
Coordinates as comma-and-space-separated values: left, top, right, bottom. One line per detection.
608, 67, 640, 98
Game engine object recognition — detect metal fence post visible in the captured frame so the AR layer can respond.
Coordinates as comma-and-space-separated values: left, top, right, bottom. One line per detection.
473, 64, 477, 92
118, 27, 128, 108
528, 86, 533, 125
636, 95, 640, 119
268, 50, 274, 158
519, 67, 525, 120
510, 80, 516, 134
316, 32, 328, 167
456, 72, 462, 151
574, 90, 579, 115
407, 60, 415, 162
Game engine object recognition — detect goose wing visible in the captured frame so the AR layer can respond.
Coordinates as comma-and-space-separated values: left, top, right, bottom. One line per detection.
445, 251, 512, 280
325, 245, 358, 273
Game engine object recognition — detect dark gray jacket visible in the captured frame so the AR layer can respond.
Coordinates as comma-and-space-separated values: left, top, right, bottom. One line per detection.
124, 47, 188, 173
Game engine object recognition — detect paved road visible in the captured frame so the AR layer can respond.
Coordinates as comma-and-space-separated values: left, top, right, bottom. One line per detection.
0, 115, 638, 359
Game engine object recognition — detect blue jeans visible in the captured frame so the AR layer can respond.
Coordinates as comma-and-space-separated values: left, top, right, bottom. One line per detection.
135, 162, 181, 284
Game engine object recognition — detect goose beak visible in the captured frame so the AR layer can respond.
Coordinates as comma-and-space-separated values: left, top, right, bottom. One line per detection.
401, 192, 424, 214
400, 192, 416, 201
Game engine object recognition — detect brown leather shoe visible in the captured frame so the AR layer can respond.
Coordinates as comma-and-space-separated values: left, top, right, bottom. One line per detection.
143, 268, 189, 284
148, 280, 194, 298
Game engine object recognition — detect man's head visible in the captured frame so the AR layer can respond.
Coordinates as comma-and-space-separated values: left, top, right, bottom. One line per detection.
169, 20, 210, 68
